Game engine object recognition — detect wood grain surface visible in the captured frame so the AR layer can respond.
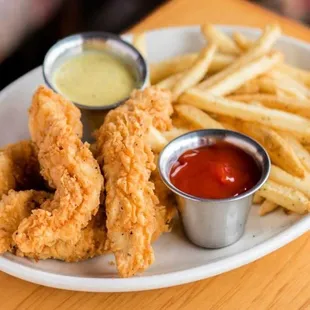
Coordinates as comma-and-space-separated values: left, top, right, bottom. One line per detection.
1, 0, 310, 309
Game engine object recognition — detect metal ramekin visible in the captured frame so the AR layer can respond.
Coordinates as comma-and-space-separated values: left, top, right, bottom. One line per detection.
42, 32, 148, 140
159, 129, 270, 249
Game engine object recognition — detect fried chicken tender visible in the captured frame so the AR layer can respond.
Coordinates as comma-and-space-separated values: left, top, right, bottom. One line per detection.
0, 141, 44, 198
0, 190, 51, 253
13, 86, 104, 256
129, 87, 173, 131
95, 87, 174, 277
0, 189, 107, 261
96, 107, 156, 277
15, 207, 108, 262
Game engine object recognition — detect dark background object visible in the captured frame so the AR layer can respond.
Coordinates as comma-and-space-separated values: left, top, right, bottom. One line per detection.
1, 0, 309, 90
0, 0, 165, 90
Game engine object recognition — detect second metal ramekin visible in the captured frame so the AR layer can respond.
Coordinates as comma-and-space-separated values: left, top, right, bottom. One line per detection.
159, 129, 270, 249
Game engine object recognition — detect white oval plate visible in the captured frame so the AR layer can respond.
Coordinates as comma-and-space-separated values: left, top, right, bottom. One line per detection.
0, 26, 309, 292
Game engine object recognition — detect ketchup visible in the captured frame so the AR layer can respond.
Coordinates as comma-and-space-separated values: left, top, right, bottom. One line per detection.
170, 141, 260, 199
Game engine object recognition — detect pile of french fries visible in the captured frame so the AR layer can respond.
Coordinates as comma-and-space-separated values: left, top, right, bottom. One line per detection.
132, 24, 310, 216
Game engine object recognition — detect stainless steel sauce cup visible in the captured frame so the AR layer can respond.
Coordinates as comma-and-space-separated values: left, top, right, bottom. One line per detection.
43, 32, 148, 141
158, 129, 270, 249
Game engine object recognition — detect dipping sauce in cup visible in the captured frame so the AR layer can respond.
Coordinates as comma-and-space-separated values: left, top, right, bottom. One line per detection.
159, 129, 270, 249
43, 32, 148, 140
170, 141, 261, 199
53, 51, 136, 108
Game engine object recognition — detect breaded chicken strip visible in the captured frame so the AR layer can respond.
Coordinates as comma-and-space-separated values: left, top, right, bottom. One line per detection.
0, 190, 51, 253
96, 103, 156, 277
129, 87, 173, 131
95, 87, 174, 277
0, 141, 44, 198
0, 189, 107, 261
15, 206, 108, 262
14, 86, 103, 256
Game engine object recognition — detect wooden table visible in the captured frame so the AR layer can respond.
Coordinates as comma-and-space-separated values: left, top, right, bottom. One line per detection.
1, 0, 310, 309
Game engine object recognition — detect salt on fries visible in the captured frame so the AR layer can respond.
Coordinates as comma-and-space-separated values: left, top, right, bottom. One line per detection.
149, 23, 310, 216
279, 133, 310, 172
179, 91, 310, 142
228, 93, 310, 118
258, 181, 310, 214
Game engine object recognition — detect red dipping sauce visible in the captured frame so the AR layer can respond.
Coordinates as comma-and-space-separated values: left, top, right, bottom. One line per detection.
170, 141, 261, 199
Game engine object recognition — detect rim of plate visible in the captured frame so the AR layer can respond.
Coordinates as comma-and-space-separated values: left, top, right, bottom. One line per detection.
0, 25, 309, 292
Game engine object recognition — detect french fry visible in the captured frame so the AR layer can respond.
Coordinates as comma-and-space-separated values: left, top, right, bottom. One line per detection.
278, 133, 310, 172
232, 79, 260, 94
232, 32, 252, 51
259, 200, 278, 216
277, 63, 310, 88
258, 180, 310, 214
233, 121, 305, 177
156, 72, 183, 90
256, 76, 277, 94
162, 127, 190, 141
132, 32, 150, 86
175, 104, 224, 130
227, 94, 310, 118
147, 126, 168, 152
132, 33, 147, 59
179, 90, 310, 143
171, 44, 217, 100
150, 53, 235, 84
150, 53, 197, 84
209, 54, 236, 73
267, 70, 310, 99
269, 165, 310, 198
197, 24, 281, 90
195, 53, 282, 96
221, 122, 237, 131
172, 114, 197, 130
201, 24, 241, 55
253, 193, 264, 204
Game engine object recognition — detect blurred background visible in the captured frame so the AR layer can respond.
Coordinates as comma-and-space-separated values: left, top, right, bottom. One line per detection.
0, 0, 309, 90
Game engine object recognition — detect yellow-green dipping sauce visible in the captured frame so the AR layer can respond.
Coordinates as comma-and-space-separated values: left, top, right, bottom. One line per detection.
53, 51, 136, 107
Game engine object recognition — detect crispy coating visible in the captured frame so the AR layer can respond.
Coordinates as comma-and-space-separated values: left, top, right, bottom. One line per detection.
0, 141, 44, 198
15, 207, 108, 262
0, 189, 107, 261
28, 86, 83, 145
0, 190, 51, 253
95, 87, 174, 277
96, 97, 156, 277
13, 86, 104, 256
129, 87, 173, 131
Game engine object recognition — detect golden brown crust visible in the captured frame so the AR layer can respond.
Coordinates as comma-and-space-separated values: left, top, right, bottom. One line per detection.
0, 190, 51, 253
13, 86, 104, 256
96, 105, 157, 277
95, 87, 175, 277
